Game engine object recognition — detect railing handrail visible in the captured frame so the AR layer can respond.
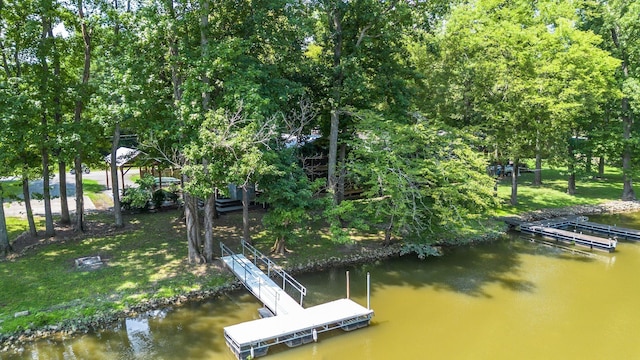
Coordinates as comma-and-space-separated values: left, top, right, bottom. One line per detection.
221, 243, 281, 301
241, 239, 307, 297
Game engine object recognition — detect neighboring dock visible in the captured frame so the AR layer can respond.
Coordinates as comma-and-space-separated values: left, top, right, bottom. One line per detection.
505, 216, 639, 252
220, 240, 374, 360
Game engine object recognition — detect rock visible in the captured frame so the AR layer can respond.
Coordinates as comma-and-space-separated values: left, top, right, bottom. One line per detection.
14, 311, 30, 318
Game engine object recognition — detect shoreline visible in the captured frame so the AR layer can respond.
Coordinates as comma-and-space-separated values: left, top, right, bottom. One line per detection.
3, 200, 640, 351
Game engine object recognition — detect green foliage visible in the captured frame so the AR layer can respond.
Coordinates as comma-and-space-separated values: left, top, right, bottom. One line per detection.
342, 111, 498, 244
258, 149, 328, 247
400, 243, 442, 259
120, 175, 156, 211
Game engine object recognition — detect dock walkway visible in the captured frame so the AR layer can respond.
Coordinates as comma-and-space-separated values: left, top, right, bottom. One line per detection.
221, 241, 304, 315
515, 216, 621, 252
220, 240, 374, 360
520, 223, 616, 252
572, 221, 640, 241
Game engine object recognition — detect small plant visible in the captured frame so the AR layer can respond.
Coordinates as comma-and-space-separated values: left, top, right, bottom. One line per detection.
121, 175, 156, 211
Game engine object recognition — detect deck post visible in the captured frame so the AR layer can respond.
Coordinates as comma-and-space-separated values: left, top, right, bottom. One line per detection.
367, 272, 371, 310
346, 271, 350, 299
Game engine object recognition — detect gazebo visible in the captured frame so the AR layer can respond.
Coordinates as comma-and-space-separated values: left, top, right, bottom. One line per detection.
104, 147, 140, 190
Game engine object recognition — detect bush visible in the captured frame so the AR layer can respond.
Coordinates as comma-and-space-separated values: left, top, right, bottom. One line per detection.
121, 187, 151, 211
121, 175, 155, 211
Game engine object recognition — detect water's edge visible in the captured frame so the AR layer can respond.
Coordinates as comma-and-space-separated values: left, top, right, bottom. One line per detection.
3, 200, 640, 351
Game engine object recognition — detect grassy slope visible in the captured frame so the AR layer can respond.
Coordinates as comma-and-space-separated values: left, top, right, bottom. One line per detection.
0, 166, 628, 335
0, 212, 230, 333
493, 166, 623, 215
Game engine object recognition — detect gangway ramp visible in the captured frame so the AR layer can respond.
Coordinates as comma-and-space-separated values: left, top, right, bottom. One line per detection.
220, 240, 374, 360
221, 241, 304, 315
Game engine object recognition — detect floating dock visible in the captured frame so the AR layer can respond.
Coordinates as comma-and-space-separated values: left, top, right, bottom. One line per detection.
221, 240, 374, 360
519, 223, 617, 252
571, 221, 640, 241
506, 216, 640, 252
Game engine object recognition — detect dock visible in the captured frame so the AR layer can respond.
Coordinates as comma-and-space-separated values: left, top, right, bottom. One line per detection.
221, 241, 305, 316
514, 216, 623, 252
572, 221, 640, 241
221, 240, 374, 360
520, 223, 617, 252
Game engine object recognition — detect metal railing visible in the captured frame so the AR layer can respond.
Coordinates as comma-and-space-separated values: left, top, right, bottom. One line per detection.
220, 242, 282, 310
240, 239, 307, 306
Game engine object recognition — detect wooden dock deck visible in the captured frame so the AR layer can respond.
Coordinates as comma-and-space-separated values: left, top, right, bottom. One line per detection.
572, 221, 640, 241
520, 224, 617, 252
220, 240, 374, 360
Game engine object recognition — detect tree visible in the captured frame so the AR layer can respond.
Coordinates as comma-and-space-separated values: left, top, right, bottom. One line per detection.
313, 0, 415, 204
423, 0, 618, 204
72, 0, 93, 232
259, 149, 325, 255
341, 112, 497, 255
598, 0, 640, 200
0, 187, 10, 257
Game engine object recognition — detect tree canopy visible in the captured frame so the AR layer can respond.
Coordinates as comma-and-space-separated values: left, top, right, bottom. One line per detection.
1, 0, 635, 260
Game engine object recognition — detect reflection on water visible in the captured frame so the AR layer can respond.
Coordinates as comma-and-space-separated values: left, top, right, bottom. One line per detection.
5, 213, 640, 359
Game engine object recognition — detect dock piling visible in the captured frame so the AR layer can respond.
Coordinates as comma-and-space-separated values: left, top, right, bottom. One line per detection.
367, 272, 371, 310
347, 271, 350, 299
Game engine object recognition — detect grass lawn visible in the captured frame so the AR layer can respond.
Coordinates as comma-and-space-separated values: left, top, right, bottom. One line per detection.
0, 211, 231, 334
493, 166, 624, 216
0, 164, 632, 337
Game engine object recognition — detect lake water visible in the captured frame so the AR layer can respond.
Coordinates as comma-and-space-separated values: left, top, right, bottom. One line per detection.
5, 212, 640, 359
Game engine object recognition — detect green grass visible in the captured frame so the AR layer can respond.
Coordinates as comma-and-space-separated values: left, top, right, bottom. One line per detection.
0, 164, 631, 336
5, 217, 46, 240
493, 166, 624, 216
0, 211, 229, 334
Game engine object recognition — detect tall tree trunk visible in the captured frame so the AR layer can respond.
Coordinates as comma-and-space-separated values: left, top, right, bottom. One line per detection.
111, 123, 123, 228
166, 0, 200, 263
567, 168, 576, 195
271, 236, 285, 255
74, 157, 85, 232
185, 193, 203, 263
203, 192, 216, 262
510, 158, 519, 206
327, 5, 343, 205
0, 193, 11, 257
337, 143, 346, 203
533, 130, 542, 186
598, 157, 605, 178
567, 138, 576, 195
611, 27, 635, 201
200, 0, 216, 263
39, 13, 55, 237
58, 162, 70, 224
21, 171, 37, 237
42, 143, 55, 236
242, 185, 251, 244
74, 0, 92, 231
384, 221, 393, 246
48, 23, 70, 225
621, 99, 635, 200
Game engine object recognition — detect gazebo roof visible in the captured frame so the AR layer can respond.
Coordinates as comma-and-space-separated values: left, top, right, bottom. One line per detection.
104, 147, 141, 167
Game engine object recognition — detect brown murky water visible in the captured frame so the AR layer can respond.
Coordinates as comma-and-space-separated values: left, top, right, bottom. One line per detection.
5, 213, 640, 360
